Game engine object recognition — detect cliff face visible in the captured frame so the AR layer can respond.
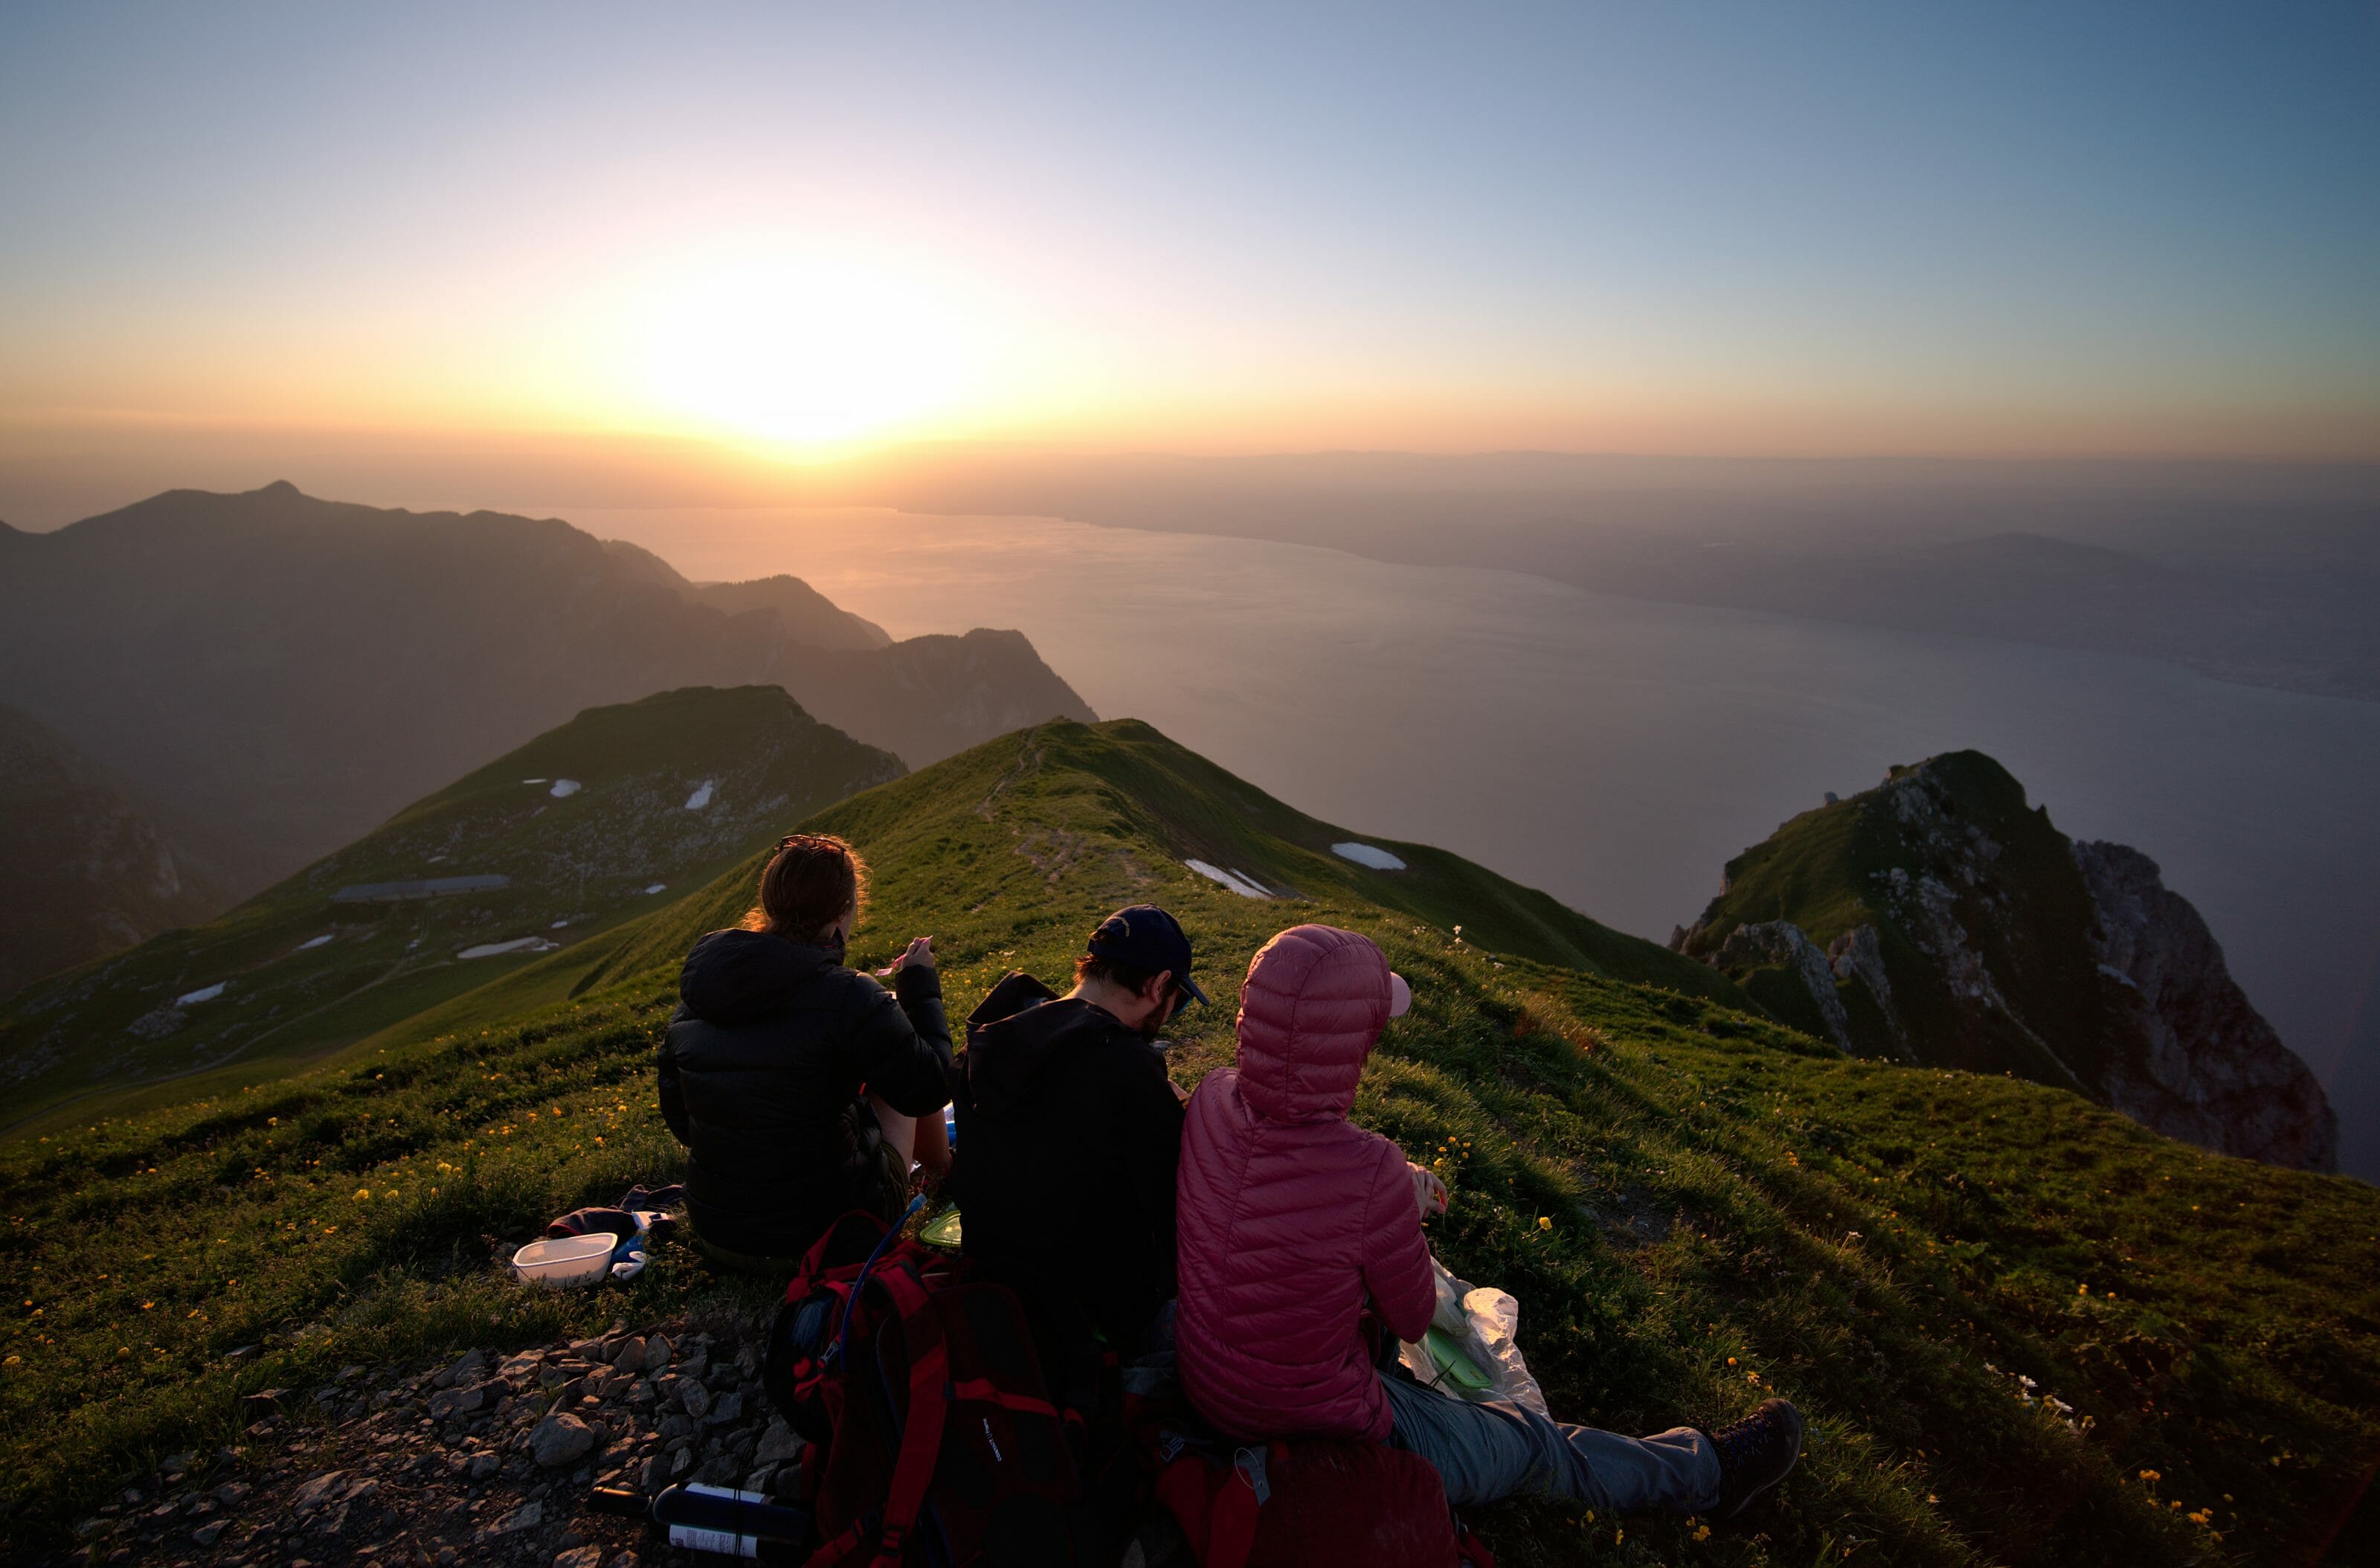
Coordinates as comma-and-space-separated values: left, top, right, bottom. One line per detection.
2073, 841, 2338, 1171
1673, 751, 2337, 1171
789, 629, 1097, 780
0, 704, 231, 1000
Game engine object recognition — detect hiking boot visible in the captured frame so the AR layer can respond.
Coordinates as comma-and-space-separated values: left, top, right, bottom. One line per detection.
1703, 1398, 1804, 1518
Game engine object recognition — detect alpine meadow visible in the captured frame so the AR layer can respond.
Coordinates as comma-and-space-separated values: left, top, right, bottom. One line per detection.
4, 719, 2373, 1564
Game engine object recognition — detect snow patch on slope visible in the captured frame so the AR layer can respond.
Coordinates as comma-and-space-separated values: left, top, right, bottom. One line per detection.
457, 936, 561, 960
1186, 860, 1273, 899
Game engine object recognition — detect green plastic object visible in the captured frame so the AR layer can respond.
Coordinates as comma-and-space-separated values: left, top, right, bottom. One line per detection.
919, 1206, 964, 1250
1424, 1326, 1493, 1392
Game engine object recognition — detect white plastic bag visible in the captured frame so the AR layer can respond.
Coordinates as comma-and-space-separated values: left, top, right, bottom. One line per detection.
1396, 1256, 1548, 1416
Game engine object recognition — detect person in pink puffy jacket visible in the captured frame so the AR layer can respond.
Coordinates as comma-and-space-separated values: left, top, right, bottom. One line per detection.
1175, 923, 1803, 1520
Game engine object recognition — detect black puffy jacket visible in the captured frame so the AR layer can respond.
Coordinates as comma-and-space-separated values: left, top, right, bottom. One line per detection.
659, 928, 952, 1259
951, 971, 1185, 1351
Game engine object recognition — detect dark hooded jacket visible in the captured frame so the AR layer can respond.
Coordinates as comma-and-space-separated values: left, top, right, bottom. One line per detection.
950, 971, 1186, 1350
660, 928, 951, 1259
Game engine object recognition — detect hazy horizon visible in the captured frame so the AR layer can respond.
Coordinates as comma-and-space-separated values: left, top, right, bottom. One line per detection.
561, 500, 2380, 1180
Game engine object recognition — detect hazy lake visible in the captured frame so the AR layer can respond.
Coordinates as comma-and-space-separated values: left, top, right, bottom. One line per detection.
565, 505, 2380, 1180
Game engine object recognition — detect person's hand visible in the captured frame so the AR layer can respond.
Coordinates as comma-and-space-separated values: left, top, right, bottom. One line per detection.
877, 935, 935, 976
1167, 1078, 1190, 1105
1408, 1161, 1448, 1218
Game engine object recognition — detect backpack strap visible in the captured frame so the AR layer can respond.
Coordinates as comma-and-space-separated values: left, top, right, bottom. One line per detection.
867, 1260, 953, 1568
948, 1378, 1063, 1420
804, 1517, 875, 1568
1453, 1516, 1499, 1567
1200, 1447, 1273, 1568
1151, 1445, 1263, 1568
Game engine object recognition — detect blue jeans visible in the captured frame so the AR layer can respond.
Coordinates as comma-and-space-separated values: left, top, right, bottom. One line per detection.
1380, 1371, 1719, 1512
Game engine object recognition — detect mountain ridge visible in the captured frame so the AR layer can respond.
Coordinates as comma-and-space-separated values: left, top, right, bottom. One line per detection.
0, 483, 1093, 905
1671, 751, 2337, 1171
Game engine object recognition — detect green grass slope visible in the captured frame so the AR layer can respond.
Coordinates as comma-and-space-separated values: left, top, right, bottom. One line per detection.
1, 721, 2373, 1564
0, 687, 901, 1134
580, 717, 1742, 1004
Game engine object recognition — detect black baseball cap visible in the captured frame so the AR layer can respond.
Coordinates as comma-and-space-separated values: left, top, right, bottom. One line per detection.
1085, 905, 1209, 1006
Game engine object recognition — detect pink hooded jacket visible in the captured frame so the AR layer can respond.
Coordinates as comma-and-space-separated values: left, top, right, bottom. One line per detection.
1175, 925, 1435, 1443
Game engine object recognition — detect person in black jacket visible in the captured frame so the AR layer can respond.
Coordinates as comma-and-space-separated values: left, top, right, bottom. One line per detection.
658, 832, 951, 1271
951, 905, 1202, 1354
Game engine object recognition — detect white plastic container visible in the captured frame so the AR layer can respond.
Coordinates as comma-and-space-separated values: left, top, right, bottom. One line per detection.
510, 1233, 615, 1288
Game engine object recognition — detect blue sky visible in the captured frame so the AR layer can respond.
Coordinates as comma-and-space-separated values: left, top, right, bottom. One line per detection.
2, 1, 2375, 456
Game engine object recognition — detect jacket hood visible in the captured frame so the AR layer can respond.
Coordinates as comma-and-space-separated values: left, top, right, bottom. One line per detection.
964, 971, 1125, 1116
678, 928, 838, 1026
1233, 925, 1391, 1124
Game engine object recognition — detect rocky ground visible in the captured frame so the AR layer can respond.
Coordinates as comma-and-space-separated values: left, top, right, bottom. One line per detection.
46, 1311, 806, 1567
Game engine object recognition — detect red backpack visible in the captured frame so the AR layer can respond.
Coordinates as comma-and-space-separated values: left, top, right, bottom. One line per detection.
1148, 1428, 1497, 1568
762, 1207, 1109, 1567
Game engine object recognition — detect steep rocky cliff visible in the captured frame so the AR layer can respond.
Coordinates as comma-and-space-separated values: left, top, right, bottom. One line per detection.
1672, 751, 2337, 1170
0, 704, 231, 1000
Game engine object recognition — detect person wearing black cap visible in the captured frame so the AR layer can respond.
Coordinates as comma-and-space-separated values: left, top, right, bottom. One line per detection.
949, 904, 1204, 1355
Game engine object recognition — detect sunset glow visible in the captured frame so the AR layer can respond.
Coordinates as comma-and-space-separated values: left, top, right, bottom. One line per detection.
636, 253, 982, 447
0, 2, 2374, 520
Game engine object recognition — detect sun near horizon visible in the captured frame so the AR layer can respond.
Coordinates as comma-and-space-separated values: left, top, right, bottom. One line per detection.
4, 2, 2378, 521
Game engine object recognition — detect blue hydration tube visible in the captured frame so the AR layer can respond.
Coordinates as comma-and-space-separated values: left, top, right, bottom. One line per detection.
828, 1192, 927, 1371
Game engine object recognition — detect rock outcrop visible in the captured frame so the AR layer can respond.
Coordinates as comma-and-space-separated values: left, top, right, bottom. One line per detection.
2074, 841, 2338, 1172
1674, 751, 2337, 1171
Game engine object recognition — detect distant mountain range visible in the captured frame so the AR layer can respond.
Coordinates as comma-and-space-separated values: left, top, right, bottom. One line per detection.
0, 482, 1093, 922
838, 449, 2380, 702
1672, 750, 2337, 1170
0, 684, 899, 1125
0, 704, 232, 1000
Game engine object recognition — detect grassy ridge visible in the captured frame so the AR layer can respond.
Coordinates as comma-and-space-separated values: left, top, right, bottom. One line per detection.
0, 687, 901, 1134
576, 716, 1742, 1003
1, 720, 2374, 1564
